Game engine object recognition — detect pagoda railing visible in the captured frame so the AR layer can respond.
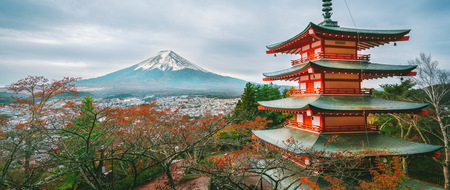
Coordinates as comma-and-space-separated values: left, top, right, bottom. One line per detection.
287, 121, 321, 132
287, 121, 379, 133
324, 125, 380, 132
291, 53, 370, 66
290, 88, 373, 96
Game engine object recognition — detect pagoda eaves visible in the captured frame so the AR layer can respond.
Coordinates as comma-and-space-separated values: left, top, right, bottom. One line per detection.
257, 96, 428, 114
266, 22, 410, 54
252, 128, 442, 156
262, 60, 416, 81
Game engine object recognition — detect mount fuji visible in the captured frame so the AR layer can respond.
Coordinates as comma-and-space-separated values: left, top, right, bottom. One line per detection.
76, 50, 247, 94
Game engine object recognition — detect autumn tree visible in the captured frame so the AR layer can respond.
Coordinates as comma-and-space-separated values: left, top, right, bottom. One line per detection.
408, 53, 450, 189
100, 103, 237, 190
0, 76, 79, 188
373, 80, 430, 175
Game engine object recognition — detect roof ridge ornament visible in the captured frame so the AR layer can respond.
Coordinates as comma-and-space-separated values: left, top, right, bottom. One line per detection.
319, 0, 339, 27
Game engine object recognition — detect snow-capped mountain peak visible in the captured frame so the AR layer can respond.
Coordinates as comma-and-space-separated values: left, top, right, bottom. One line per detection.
134, 50, 209, 72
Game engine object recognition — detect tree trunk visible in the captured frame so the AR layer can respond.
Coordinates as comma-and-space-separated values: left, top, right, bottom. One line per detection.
402, 157, 408, 176
443, 147, 449, 190
165, 164, 176, 190
436, 109, 449, 190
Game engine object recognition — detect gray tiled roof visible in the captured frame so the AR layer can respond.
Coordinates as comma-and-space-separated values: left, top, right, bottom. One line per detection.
252, 127, 442, 156
258, 96, 428, 113
266, 22, 410, 50
262, 60, 416, 78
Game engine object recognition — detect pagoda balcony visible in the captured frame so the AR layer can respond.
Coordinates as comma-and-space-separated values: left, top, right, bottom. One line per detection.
287, 121, 379, 133
291, 53, 370, 66
289, 88, 373, 96
287, 121, 322, 133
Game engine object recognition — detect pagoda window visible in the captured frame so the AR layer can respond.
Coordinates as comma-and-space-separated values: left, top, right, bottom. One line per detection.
299, 82, 306, 90
314, 81, 322, 89
296, 114, 304, 123
314, 48, 322, 55
311, 115, 321, 127
301, 52, 308, 59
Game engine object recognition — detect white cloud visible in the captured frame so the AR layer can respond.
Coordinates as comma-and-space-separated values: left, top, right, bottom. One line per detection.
0, 0, 449, 87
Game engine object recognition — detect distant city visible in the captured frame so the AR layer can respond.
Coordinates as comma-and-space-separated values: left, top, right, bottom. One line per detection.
1, 95, 240, 131
101, 95, 239, 117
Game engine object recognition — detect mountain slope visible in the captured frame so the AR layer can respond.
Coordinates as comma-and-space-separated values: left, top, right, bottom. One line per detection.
77, 50, 247, 93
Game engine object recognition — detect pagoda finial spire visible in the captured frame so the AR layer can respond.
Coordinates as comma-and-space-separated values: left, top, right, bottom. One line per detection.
319, 0, 339, 27
322, 0, 333, 21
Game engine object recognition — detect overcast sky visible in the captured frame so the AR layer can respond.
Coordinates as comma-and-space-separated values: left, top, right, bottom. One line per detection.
1, 0, 449, 88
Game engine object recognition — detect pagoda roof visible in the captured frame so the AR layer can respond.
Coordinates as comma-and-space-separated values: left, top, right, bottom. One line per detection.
262, 60, 416, 81
258, 96, 427, 114
266, 22, 410, 53
255, 159, 445, 190
252, 127, 441, 156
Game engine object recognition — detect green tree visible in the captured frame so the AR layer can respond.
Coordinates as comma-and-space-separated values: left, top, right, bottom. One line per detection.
409, 53, 450, 189
234, 82, 286, 127
56, 96, 113, 189
234, 82, 259, 121
374, 79, 417, 101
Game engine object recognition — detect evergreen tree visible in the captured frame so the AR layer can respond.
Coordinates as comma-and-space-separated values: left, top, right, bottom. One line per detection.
235, 82, 259, 121
234, 82, 287, 127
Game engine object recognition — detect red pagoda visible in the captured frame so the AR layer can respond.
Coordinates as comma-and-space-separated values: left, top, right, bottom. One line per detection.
252, 0, 442, 188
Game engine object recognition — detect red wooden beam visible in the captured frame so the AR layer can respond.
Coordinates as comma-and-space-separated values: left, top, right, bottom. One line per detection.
258, 106, 268, 110
406, 72, 417, 76
420, 110, 429, 115
398, 36, 410, 41
266, 50, 276, 54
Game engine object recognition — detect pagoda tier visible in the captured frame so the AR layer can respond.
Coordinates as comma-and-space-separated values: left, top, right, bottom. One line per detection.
265, 22, 410, 60
257, 96, 427, 134
258, 96, 427, 114
262, 60, 417, 96
263, 60, 417, 81
255, 159, 445, 190
252, 127, 441, 157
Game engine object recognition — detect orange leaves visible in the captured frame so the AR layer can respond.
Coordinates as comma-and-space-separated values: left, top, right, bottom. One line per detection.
323, 176, 346, 190
8, 76, 79, 101
14, 122, 29, 129
234, 116, 269, 132
299, 176, 320, 190
0, 117, 8, 126
0, 132, 6, 139
356, 157, 404, 190
323, 135, 338, 146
